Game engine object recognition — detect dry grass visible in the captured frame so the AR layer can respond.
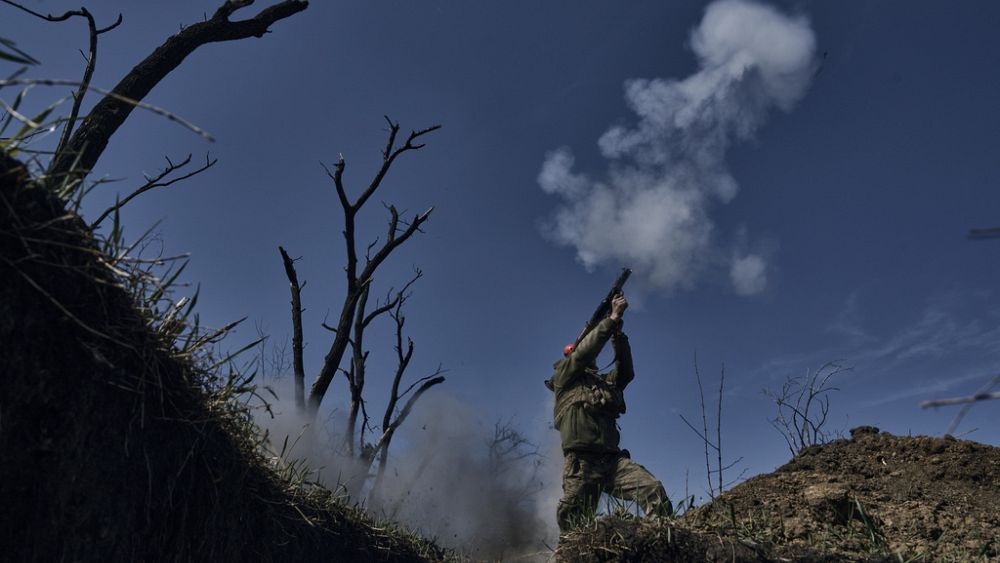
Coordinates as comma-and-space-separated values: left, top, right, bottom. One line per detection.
0, 150, 457, 562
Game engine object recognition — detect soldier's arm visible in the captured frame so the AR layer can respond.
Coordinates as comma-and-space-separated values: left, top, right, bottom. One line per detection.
553, 294, 628, 389
571, 316, 620, 366
575, 293, 627, 364
607, 331, 635, 390
552, 317, 620, 389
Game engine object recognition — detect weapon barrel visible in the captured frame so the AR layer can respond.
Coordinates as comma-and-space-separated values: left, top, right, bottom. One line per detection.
610, 268, 631, 294
573, 267, 632, 347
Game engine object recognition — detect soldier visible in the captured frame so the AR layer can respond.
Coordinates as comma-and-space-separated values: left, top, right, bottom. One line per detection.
547, 293, 672, 533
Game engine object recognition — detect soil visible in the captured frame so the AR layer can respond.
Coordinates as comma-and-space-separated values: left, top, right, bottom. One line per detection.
557, 426, 1000, 562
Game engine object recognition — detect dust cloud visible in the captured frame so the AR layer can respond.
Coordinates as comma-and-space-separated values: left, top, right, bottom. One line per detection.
254, 380, 563, 560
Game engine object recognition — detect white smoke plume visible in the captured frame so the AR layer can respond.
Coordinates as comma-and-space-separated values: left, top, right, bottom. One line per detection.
254, 378, 561, 560
373, 394, 561, 559
539, 0, 816, 294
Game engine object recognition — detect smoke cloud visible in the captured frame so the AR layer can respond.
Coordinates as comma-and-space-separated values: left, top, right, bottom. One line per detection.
539, 0, 816, 294
254, 378, 561, 560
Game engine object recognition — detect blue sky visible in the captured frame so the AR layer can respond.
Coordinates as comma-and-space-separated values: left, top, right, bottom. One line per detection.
6, 0, 1000, 506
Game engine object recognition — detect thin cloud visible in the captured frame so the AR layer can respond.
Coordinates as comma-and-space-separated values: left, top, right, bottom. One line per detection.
863, 368, 995, 408
754, 290, 1000, 408
827, 290, 874, 345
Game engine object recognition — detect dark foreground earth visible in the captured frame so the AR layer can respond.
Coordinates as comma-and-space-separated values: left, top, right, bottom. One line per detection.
0, 153, 448, 562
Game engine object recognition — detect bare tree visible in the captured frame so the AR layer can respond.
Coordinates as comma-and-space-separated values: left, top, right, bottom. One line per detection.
277, 118, 439, 420
679, 354, 744, 500
488, 419, 543, 486
763, 361, 848, 456
274, 118, 445, 495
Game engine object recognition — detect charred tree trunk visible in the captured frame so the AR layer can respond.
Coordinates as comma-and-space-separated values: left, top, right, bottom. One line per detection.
301, 119, 439, 420
46, 1, 308, 185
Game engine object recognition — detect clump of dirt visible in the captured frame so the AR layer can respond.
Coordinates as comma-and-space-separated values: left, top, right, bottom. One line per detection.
558, 427, 1000, 562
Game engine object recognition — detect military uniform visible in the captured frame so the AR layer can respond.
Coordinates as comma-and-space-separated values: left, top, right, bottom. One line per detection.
548, 317, 671, 533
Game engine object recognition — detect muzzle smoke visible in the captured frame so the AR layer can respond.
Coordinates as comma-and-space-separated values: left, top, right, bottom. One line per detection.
539, 0, 817, 295
255, 380, 561, 560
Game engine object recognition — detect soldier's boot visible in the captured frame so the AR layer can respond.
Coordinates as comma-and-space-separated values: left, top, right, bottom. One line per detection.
611, 454, 673, 520
641, 483, 674, 521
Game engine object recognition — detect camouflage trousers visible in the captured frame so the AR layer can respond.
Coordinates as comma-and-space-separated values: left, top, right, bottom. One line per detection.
557, 449, 671, 533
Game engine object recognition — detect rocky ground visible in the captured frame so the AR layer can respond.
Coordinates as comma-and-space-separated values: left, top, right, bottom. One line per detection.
556, 426, 1000, 562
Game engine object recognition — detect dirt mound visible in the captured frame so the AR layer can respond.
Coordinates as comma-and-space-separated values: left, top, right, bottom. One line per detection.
558, 427, 1000, 562
0, 154, 448, 562
688, 426, 1000, 561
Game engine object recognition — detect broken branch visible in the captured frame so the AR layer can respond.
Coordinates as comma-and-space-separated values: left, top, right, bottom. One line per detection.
278, 246, 306, 410
91, 154, 216, 229
46, 0, 307, 183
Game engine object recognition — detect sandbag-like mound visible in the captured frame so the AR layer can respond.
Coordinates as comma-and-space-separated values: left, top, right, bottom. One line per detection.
557, 427, 1000, 562
0, 153, 448, 562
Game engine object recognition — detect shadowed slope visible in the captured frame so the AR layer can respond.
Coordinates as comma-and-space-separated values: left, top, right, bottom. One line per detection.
0, 153, 449, 563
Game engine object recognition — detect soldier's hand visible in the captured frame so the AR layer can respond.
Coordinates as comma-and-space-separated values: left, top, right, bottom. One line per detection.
610, 293, 628, 321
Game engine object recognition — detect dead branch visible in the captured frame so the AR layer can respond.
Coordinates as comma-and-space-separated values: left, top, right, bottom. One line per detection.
382, 301, 415, 439
359, 390, 372, 451
968, 227, 1000, 240
920, 373, 1000, 436
489, 420, 541, 478
278, 246, 306, 410
0, 0, 115, 26
60, 13, 120, 163
681, 354, 744, 499
362, 272, 420, 328
377, 374, 445, 455
344, 268, 422, 454
90, 154, 216, 228
370, 373, 445, 494
716, 363, 724, 496
306, 118, 438, 416
677, 414, 719, 452
693, 353, 713, 498
922, 392, 1000, 408
44, 0, 307, 184
397, 368, 445, 401
366, 295, 445, 495
342, 284, 369, 455
0, 2, 123, 165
